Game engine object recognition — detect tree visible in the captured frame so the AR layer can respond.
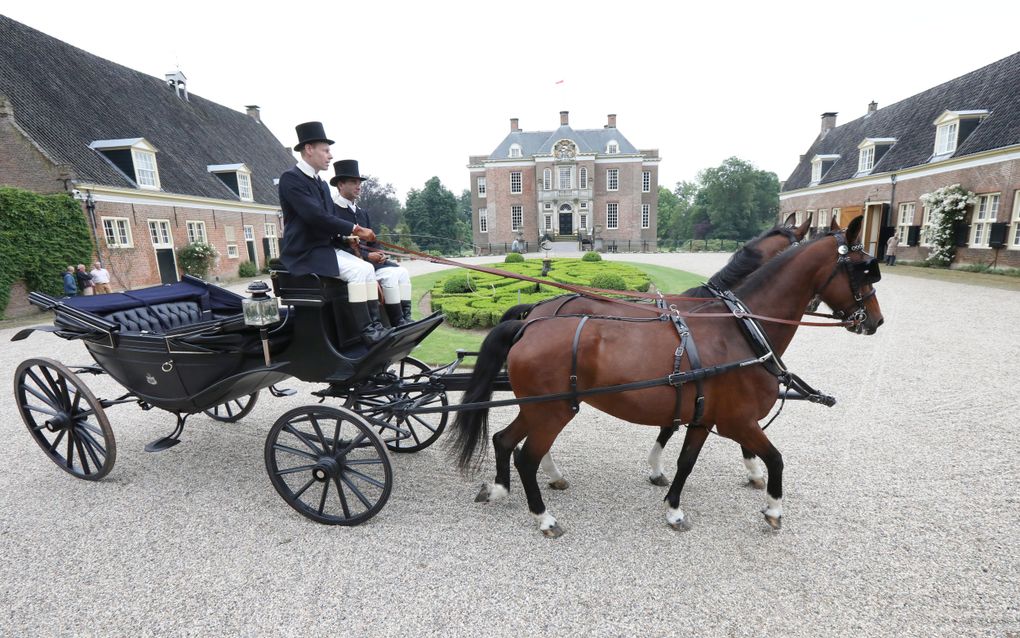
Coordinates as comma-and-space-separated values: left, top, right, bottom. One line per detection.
656, 181, 698, 242
404, 176, 460, 253
358, 175, 403, 231
693, 157, 779, 240
458, 188, 472, 225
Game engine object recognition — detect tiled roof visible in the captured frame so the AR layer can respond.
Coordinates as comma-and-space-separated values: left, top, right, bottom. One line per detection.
783, 51, 1020, 192
488, 124, 639, 159
0, 15, 294, 205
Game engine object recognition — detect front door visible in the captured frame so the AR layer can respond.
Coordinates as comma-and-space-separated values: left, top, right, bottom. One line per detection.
863, 204, 885, 255
147, 219, 178, 284
244, 225, 258, 267
558, 204, 573, 236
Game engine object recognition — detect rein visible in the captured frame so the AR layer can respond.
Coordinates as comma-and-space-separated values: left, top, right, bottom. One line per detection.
369, 240, 855, 329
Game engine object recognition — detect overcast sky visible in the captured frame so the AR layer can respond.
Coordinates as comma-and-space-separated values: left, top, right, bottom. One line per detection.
6, 2, 1019, 199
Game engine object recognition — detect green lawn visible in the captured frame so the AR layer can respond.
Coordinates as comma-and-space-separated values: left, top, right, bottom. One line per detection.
407, 260, 705, 366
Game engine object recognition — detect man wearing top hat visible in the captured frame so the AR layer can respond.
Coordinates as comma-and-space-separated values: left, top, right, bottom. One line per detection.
278, 122, 390, 347
330, 159, 414, 327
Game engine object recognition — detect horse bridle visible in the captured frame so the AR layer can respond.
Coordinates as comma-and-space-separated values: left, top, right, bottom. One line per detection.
810, 230, 881, 330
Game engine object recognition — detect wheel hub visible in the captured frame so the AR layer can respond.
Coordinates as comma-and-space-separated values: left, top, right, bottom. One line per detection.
312, 456, 343, 482
45, 412, 72, 432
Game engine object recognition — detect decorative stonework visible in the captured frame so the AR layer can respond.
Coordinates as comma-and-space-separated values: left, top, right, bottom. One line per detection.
554, 139, 576, 160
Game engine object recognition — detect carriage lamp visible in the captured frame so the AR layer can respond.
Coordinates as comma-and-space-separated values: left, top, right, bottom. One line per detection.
243, 281, 280, 365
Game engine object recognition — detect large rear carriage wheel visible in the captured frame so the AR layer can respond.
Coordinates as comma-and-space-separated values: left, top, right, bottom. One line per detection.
344, 356, 448, 453
265, 405, 392, 525
14, 357, 116, 480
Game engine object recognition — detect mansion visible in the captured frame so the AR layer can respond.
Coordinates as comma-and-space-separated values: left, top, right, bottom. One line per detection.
468, 112, 660, 252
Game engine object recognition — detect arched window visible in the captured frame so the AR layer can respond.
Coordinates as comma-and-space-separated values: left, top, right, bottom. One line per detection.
543, 168, 552, 190
579, 167, 588, 189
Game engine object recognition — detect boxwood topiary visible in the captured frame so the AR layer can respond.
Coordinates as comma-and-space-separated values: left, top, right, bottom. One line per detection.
504, 252, 524, 263
581, 251, 602, 262
590, 272, 628, 290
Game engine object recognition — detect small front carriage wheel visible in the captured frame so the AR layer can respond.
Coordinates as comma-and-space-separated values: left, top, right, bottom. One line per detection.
203, 392, 260, 423
265, 405, 393, 525
14, 357, 116, 480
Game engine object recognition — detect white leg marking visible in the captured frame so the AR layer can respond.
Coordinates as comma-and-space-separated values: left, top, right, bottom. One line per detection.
648, 442, 665, 479
665, 503, 686, 526
763, 495, 782, 520
743, 456, 764, 482
533, 510, 558, 532
539, 453, 563, 481
487, 483, 509, 502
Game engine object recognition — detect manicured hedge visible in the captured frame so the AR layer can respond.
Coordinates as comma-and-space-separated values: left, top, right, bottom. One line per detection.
430, 258, 649, 328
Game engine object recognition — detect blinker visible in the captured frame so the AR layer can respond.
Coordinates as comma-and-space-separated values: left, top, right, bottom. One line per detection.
852, 258, 881, 285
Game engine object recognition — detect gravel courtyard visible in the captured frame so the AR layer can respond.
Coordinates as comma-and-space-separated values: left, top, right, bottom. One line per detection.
1, 252, 1017, 637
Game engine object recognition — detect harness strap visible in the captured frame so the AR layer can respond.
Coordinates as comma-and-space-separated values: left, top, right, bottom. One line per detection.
668, 312, 706, 428
568, 316, 590, 413
550, 294, 583, 317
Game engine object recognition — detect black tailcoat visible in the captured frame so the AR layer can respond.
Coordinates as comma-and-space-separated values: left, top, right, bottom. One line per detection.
278, 166, 355, 277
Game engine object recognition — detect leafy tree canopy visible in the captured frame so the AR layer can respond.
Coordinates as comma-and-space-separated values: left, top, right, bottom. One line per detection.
404, 176, 460, 253
358, 175, 403, 231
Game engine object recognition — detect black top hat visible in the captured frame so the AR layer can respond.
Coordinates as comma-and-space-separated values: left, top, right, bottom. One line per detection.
329, 159, 367, 186
293, 121, 334, 151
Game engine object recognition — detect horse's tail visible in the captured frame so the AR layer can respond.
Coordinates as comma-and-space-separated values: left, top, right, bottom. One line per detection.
451, 320, 524, 471
499, 303, 534, 322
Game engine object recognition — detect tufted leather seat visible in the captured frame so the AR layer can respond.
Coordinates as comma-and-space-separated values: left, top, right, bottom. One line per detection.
104, 301, 205, 333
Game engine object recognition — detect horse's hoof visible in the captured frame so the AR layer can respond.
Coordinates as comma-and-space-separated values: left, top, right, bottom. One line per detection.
746, 477, 766, 490
649, 474, 670, 487
669, 517, 692, 532
763, 512, 782, 530
548, 478, 569, 490
541, 524, 565, 539
474, 485, 489, 502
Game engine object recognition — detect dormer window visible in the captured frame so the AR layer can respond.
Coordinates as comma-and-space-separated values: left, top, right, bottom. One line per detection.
509, 143, 522, 158
810, 154, 840, 184
931, 110, 989, 159
208, 163, 255, 202
89, 138, 161, 190
856, 138, 896, 175
606, 140, 619, 154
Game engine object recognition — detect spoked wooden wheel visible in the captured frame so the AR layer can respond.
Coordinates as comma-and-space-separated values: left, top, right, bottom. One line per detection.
344, 356, 448, 453
265, 405, 393, 525
14, 357, 116, 480
203, 392, 259, 423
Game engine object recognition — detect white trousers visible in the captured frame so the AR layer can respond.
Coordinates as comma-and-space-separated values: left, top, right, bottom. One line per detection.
375, 265, 412, 303
335, 249, 375, 283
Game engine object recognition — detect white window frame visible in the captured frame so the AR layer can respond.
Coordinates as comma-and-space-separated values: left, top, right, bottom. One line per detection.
607, 168, 619, 191
921, 206, 934, 246
641, 204, 650, 229
511, 205, 523, 231
579, 167, 588, 189
509, 144, 522, 158
264, 222, 279, 258
132, 149, 160, 189
478, 207, 488, 233
225, 226, 238, 259
579, 201, 588, 210
558, 166, 573, 190
606, 203, 619, 230
510, 171, 522, 194
606, 140, 619, 154
857, 145, 875, 173
186, 220, 207, 244
236, 171, 254, 202
579, 213, 588, 231
897, 203, 915, 245
101, 216, 133, 248
1010, 192, 1020, 250
935, 121, 958, 156
477, 176, 486, 198
969, 193, 1000, 248
544, 214, 553, 231
543, 168, 552, 191
811, 160, 823, 183
642, 171, 651, 193
148, 219, 172, 247
226, 245, 240, 259
543, 202, 553, 211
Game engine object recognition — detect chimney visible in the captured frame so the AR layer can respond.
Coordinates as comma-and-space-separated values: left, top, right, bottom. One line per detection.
820, 112, 837, 136
245, 105, 262, 123
606, 113, 617, 128
510, 117, 519, 132
560, 110, 569, 126
868, 101, 878, 114
165, 70, 189, 101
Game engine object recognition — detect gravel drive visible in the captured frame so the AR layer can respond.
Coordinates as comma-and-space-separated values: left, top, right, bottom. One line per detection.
1, 252, 1017, 637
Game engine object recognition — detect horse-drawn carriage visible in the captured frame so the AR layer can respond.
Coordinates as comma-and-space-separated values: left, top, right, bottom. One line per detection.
12, 216, 883, 535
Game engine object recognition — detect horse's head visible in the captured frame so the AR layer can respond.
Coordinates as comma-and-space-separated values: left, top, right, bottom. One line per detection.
812, 215, 884, 335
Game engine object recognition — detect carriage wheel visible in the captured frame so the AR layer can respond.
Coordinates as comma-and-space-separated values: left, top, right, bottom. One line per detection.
344, 356, 448, 453
14, 357, 116, 480
203, 392, 260, 423
265, 405, 393, 525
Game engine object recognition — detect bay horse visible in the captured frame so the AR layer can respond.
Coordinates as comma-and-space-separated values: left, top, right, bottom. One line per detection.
501, 214, 816, 490
451, 216, 882, 537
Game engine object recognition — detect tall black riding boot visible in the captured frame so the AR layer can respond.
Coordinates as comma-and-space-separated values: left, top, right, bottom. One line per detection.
351, 301, 391, 347
384, 303, 406, 327
400, 300, 414, 324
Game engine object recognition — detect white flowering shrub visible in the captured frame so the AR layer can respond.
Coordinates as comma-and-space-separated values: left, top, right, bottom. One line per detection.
177, 241, 219, 279
919, 184, 975, 267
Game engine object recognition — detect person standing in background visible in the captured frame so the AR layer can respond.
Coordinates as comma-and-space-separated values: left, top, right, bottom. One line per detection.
75, 264, 94, 295
885, 234, 899, 266
62, 266, 77, 297
90, 262, 112, 294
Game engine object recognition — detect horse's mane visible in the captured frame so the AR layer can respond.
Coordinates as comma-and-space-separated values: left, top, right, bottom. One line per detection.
733, 232, 831, 298
680, 226, 798, 298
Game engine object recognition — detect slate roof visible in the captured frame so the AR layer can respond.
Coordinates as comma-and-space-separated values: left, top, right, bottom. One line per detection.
489, 124, 640, 159
0, 15, 294, 205
783, 51, 1020, 192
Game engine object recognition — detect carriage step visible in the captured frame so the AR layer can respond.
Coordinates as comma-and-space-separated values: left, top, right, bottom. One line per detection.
144, 436, 182, 452
269, 384, 296, 397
